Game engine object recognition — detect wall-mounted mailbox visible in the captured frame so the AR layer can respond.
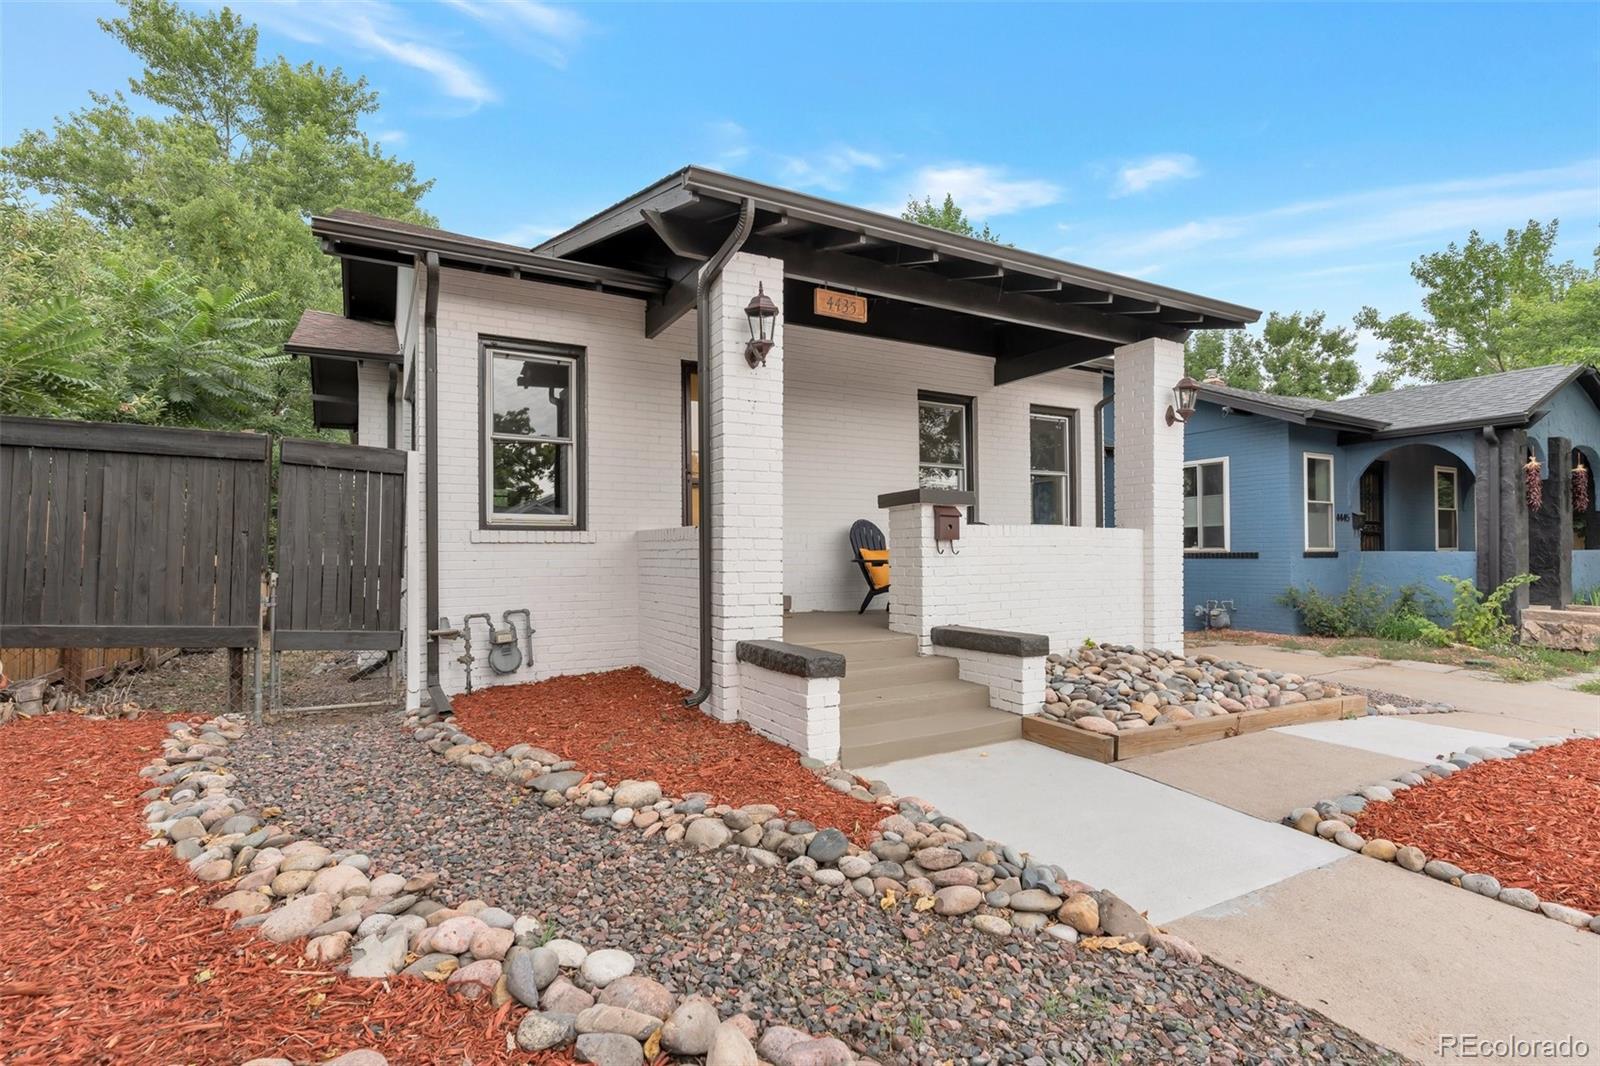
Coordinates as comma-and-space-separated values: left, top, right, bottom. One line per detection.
933, 504, 962, 545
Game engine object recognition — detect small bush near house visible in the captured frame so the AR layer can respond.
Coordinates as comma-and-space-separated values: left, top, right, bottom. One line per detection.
1438, 572, 1539, 648
1575, 586, 1600, 607
1278, 576, 1440, 639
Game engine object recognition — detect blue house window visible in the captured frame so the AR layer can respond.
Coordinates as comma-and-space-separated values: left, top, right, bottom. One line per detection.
1305, 453, 1335, 551
1183, 458, 1229, 550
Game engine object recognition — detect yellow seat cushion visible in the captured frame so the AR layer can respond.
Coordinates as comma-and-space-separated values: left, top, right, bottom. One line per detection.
858, 548, 890, 589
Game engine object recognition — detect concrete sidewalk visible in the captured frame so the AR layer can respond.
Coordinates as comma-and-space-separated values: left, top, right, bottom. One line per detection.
1172, 857, 1600, 1066
1193, 642, 1600, 734
858, 739, 1338, 924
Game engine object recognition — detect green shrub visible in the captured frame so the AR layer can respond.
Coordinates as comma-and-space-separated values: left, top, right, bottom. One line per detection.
1439, 572, 1538, 648
1278, 575, 1441, 639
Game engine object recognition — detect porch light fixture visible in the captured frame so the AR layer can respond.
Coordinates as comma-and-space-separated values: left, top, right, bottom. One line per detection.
743, 282, 779, 368
1166, 375, 1201, 426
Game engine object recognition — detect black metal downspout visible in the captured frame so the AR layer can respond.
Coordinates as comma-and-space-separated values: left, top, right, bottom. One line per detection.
1483, 425, 1500, 591
422, 251, 450, 716
1093, 394, 1112, 528
386, 364, 399, 450
684, 198, 757, 708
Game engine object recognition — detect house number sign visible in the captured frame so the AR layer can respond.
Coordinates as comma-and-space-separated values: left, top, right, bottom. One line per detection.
814, 288, 868, 324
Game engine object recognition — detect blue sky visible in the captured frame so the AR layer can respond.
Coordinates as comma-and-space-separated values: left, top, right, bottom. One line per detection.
4, 2, 1598, 376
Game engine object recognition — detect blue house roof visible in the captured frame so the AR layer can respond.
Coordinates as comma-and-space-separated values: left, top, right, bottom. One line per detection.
1195, 363, 1600, 438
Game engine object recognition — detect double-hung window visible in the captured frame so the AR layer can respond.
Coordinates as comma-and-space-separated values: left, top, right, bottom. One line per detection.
1183, 458, 1229, 550
917, 394, 972, 492
1030, 407, 1077, 525
1304, 453, 1335, 551
482, 340, 583, 528
1434, 466, 1460, 550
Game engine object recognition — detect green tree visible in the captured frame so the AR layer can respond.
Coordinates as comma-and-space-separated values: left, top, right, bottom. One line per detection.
1, 0, 434, 433
0, 299, 102, 417
902, 193, 1002, 243
1355, 220, 1597, 384
1185, 311, 1361, 399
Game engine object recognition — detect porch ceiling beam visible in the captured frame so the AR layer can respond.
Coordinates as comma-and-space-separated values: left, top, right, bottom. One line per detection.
645, 274, 699, 338
1111, 299, 1162, 315
1062, 292, 1115, 305
746, 237, 1182, 345
1002, 278, 1063, 295
538, 185, 698, 259
755, 214, 812, 238
993, 341, 1112, 386
815, 232, 878, 254
894, 251, 941, 267
641, 207, 717, 261
942, 264, 1006, 282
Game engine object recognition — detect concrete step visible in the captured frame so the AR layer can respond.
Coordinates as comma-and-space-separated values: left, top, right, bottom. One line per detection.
842, 679, 992, 723
840, 654, 960, 695
841, 705, 1022, 768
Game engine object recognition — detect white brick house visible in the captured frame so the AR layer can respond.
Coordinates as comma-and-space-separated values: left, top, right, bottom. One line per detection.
287, 168, 1258, 765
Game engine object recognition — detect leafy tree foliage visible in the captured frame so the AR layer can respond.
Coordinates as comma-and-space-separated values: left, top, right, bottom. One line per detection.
1, 0, 433, 433
902, 193, 1002, 243
1356, 221, 1598, 387
0, 299, 102, 417
1184, 311, 1361, 400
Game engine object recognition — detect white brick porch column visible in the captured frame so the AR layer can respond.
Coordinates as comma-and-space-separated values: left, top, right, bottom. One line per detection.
1113, 337, 1185, 650
705, 251, 785, 722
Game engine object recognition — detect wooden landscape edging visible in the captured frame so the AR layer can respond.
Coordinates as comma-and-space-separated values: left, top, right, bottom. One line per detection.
1023, 693, 1366, 763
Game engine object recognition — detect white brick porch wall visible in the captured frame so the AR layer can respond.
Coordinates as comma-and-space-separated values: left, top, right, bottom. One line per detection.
784, 326, 1105, 613
736, 662, 841, 762
932, 645, 1046, 716
1112, 337, 1185, 649
637, 527, 698, 690
887, 503, 1145, 651
355, 362, 391, 447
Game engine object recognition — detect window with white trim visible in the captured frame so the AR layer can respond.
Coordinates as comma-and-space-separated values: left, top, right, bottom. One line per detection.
483, 341, 582, 528
1304, 453, 1335, 551
1030, 407, 1077, 525
1434, 466, 1460, 550
917, 395, 971, 491
1183, 458, 1229, 550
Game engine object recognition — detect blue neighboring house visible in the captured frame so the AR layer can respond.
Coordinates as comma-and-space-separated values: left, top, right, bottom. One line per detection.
1177, 363, 1600, 634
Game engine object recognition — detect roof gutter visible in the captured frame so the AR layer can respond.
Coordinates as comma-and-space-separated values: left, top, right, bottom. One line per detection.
684, 197, 756, 709
421, 251, 451, 718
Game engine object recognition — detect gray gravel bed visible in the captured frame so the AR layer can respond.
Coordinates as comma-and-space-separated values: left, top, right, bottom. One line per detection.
230, 713, 1402, 1065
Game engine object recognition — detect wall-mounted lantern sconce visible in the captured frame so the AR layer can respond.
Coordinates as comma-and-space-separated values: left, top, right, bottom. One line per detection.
744, 282, 779, 368
1165, 375, 1201, 426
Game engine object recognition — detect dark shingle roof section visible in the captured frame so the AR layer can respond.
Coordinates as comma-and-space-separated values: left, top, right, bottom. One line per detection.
1320, 364, 1588, 432
285, 310, 401, 361
1195, 364, 1598, 436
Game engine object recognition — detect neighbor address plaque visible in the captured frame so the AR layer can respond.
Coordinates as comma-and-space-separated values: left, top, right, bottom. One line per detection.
813, 288, 868, 324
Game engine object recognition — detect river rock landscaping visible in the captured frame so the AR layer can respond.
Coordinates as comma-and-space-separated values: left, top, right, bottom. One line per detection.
1041, 645, 1352, 734
215, 668, 1399, 1064
1283, 733, 1600, 933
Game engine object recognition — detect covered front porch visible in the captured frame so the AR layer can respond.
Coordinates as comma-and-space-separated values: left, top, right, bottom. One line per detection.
544, 171, 1260, 763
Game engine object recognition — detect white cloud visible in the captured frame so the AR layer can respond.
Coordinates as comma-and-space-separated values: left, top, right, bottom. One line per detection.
493, 222, 562, 246
1072, 159, 1600, 273
371, 128, 408, 146
440, 0, 587, 68
706, 120, 751, 169
1112, 153, 1200, 197
245, 1, 498, 107
779, 145, 887, 191
904, 163, 1061, 218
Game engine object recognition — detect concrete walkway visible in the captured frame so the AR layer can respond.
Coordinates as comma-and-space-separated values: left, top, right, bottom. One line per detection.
858, 739, 1337, 924
1274, 716, 1523, 762
1192, 642, 1600, 734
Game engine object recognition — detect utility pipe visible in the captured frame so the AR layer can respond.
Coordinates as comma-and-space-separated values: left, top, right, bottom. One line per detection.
684, 198, 757, 708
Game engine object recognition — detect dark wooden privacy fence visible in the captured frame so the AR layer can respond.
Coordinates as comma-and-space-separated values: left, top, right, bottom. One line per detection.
274, 439, 406, 651
1, 417, 270, 647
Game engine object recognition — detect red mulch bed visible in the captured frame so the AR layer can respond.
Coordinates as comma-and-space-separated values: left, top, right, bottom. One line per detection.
1355, 738, 1600, 914
453, 667, 883, 844
0, 715, 571, 1066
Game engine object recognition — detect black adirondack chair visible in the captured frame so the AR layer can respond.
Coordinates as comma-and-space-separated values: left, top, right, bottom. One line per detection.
850, 519, 891, 614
